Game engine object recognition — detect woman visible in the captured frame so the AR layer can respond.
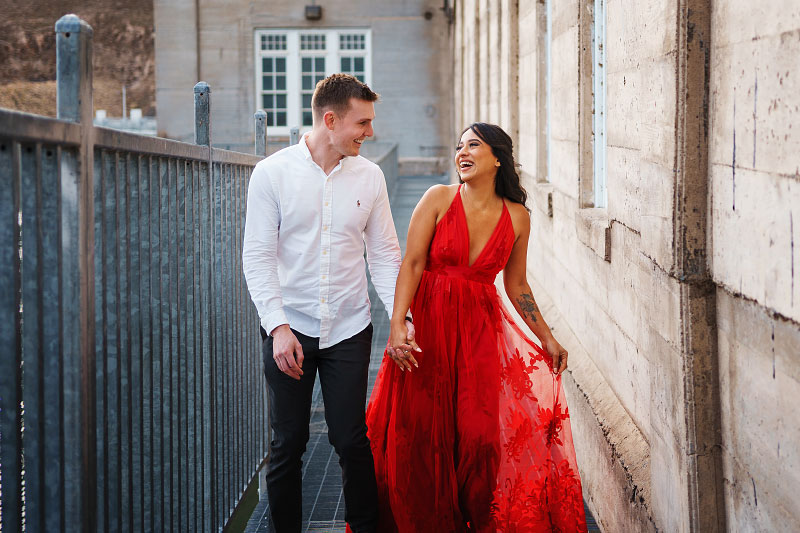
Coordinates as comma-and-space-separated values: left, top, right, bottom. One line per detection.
366, 123, 588, 532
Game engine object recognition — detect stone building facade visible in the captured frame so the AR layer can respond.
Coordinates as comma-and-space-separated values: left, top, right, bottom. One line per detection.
453, 1, 800, 531
154, 0, 453, 161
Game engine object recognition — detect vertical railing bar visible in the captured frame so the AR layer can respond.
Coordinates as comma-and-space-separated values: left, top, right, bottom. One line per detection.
236, 164, 245, 495
39, 143, 63, 531
0, 138, 23, 531
158, 155, 171, 528
59, 144, 82, 530
169, 157, 180, 533
241, 163, 249, 486
197, 157, 205, 531
176, 157, 188, 533
236, 163, 245, 491
232, 164, 241, 497
219, 161, 227, 520
150, 153, 163, 529
201, 156, 213, 532
224, 162, 233, 516
104, 148, 121, 532
128, 152, 143, 533
93, 146, 107, 533
118, 151, 131, 533
213, 159, 222, 527
187, 159, 198, 532
230, 164, 238, 505
20, 141, 44, 531
141, 152, 153, 531
239, 164, 248, 493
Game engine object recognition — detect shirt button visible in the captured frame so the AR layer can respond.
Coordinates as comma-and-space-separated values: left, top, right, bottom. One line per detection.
322, 275, 327, 279
325, 202, 329, 206
321, 298, 325, 303
323, 250, 327, 255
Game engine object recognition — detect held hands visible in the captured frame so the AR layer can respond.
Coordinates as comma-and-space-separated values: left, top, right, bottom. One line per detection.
270, 324, 305, 380
543, 334, 568, 375
386, 319, 422, 372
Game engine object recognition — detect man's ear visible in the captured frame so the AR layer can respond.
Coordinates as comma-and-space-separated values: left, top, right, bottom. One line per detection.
323, 110, 336, 130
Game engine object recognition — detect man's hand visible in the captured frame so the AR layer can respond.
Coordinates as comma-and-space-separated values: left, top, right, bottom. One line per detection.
386, 318, 421, 371
270, 324, 305, 380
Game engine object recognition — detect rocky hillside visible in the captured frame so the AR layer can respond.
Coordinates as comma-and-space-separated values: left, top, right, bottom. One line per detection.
0, 0, 154, 117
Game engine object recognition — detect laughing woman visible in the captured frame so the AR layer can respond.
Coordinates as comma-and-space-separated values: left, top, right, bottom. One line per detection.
366, 123, 588, 532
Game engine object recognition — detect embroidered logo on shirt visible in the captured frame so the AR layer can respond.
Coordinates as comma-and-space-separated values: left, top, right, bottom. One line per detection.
357, 200, 361, 207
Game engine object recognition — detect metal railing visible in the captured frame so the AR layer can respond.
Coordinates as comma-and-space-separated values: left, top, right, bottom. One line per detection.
0, 15, 271, 532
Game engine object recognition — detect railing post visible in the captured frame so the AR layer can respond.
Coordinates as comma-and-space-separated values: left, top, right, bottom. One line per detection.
57, 14, 93, 124
55, 13, 95, 531
194, 82, 211, 146
193, 80, 216, 528
290, 127, 299, 146
254, 110, 267, 156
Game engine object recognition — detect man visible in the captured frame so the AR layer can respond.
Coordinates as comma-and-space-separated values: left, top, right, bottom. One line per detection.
243, 74, 412, 533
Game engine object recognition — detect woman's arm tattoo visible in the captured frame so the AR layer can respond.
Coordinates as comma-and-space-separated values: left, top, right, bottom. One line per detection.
516, 292, 539, 323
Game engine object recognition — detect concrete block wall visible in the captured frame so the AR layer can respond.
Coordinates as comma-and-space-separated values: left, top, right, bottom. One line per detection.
154, 0, 453, 159
456, 0, 800, 530
709, 2, 800, 530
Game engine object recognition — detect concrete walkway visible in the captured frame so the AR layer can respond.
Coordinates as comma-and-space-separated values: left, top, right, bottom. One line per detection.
244, 174, 599, 532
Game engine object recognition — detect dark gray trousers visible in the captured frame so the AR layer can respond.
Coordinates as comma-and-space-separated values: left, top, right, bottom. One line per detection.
262, 324, 378, 533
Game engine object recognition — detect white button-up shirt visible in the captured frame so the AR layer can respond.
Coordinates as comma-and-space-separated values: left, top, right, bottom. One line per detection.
243, 134, 401, 348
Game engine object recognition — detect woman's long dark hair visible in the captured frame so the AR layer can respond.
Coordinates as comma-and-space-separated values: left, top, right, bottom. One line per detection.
460, 122, 529, 211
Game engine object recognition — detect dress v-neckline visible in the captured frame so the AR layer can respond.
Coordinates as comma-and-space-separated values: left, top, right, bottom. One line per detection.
456, 185, 508, 268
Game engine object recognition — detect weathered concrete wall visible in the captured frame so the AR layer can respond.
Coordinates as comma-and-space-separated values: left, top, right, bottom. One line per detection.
456, 0, 800, 530
154, 0, 452, 158
154, 0, 199, 141
709, 2, 800, 530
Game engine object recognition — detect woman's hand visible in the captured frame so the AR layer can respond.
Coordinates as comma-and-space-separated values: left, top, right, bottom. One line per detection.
542, 334, 568, 375
386, 319, 421, 372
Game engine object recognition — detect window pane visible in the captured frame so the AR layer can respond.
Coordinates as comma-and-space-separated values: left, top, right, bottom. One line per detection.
276, 94, 286, 109
356, 75, 365, 82
263, 57, 273, 72
276, 76, 286, 90
277, 112, 287, 126
267, 111, 274, 126
302, 94, 312, 108
264, 94, 274, 109
315, 57, 324, 71
340, 33, 366, 50
354, 57, 364, 71
276, 57, 286, 72
263, 76, 272, 90
303, 111, 313, 126
302, 76, 313, 91
302, 57, 311, 71
341, 57, 351, 71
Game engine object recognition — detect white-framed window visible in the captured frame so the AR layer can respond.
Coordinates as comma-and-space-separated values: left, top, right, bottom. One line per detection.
592, 0, 607, 207
255, 28, 372, 136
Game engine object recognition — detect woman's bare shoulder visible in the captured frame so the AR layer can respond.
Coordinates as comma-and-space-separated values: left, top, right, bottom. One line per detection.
506, 200, 531, 236
419, 183, 458, 209
414, 183, 458, 223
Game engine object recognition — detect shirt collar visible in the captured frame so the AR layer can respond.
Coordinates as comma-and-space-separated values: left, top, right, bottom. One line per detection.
299, 132, 348, 174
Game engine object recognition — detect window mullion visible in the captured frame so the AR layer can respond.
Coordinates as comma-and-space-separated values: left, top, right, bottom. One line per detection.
288, 31, 300, 131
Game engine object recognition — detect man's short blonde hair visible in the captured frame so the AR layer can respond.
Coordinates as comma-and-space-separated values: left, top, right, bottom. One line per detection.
311, 73, 379, 121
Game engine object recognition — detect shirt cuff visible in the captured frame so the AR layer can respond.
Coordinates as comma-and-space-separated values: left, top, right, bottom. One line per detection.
262, 308, 289, 336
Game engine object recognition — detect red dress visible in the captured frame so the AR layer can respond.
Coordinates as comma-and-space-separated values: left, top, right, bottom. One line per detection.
366, 187, 587, 532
